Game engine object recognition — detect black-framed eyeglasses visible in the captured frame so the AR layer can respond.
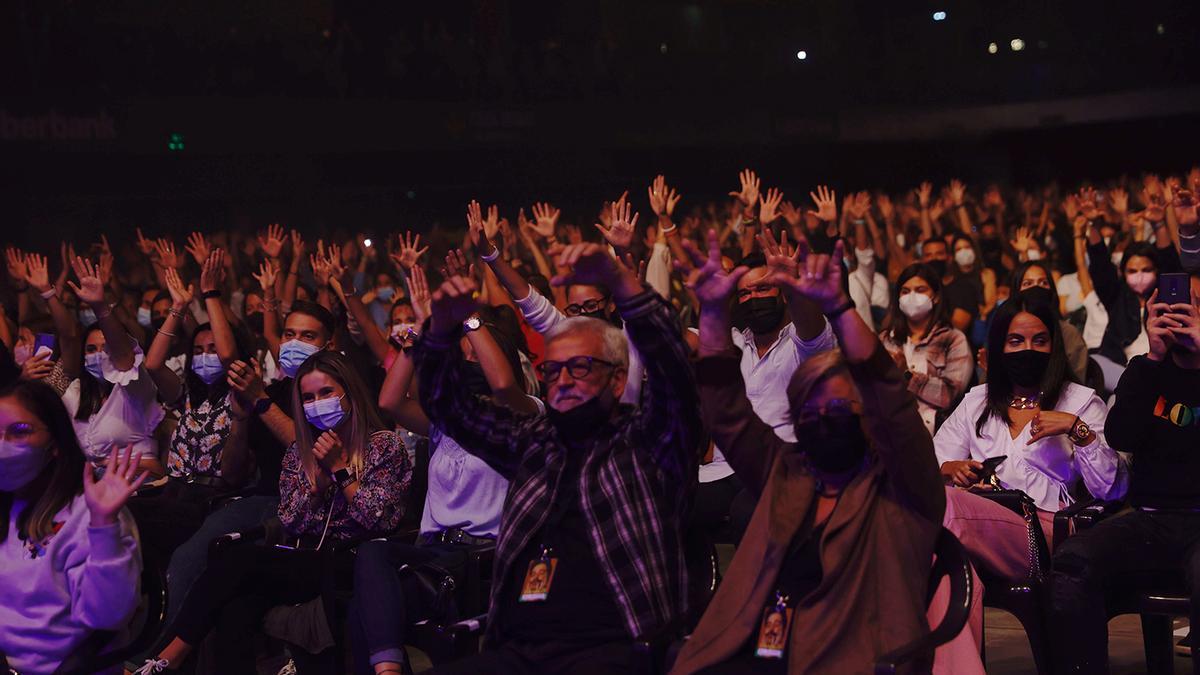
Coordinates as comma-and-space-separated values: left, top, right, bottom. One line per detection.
792, 398, 862, 425
1, 422, 46, 442
536, 355, 619, 382
564, 297, 610, 317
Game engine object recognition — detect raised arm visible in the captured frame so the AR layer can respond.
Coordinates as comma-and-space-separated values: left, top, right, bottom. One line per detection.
948, 179, 973, 236
199, 250, 238, 367
145, 267, 191, 405
1072, 215, 1095, 298
22, 253, 81, 378
70, 256, 134, 372
378, 347, 431, 436
251, 260, 282, 357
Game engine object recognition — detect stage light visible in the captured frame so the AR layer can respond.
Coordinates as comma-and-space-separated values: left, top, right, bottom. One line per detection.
987, 42, 998, 54
796, 50, 807, 60
1010, 38, 1025, 51
1156, 23, 1165, 35
932, 11, 947, 21
363, 239, 372, 248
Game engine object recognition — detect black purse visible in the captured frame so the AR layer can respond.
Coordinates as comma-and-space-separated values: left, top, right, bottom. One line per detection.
970, 488, 1051, 582
402, 562, 460, 624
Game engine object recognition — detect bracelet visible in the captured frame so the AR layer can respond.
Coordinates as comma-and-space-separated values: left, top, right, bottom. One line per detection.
262, 299, 281, 312
824, 299, 856, 320
481, 247, 501, 262
201, 289, 222, 300
851, 218, 866, 226
39, 286, 57, 300
156, 328, 177, 338
659, 223, 678, 234
741, 215, 757, 226
169, 307, 185, 318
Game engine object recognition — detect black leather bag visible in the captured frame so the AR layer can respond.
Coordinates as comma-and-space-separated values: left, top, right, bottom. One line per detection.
970, 488, 1051, 581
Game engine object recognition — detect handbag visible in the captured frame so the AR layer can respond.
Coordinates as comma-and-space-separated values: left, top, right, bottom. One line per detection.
970, 488, 1051, 582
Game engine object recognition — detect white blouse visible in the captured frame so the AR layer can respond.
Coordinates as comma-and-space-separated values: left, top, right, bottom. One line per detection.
62, 342, 163, 467
933, 382, 1129, 512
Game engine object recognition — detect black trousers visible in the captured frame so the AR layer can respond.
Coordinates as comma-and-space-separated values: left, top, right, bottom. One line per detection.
427, 639, 633, 675
1048, 509, 1200, 674
128, 480, 228, 561
168, 542, 336, 675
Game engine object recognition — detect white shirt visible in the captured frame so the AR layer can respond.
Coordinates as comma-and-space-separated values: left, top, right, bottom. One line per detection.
513, 288, 643, 405
732, 320, 837, 442
1057, 273, 1085, 314
698, 446, 734, 483
933, 382, 1129, 512
1081, 290, 1109, 350
421, 396, 546, 537
62, 343, 163, 467
848, 267, 890, 332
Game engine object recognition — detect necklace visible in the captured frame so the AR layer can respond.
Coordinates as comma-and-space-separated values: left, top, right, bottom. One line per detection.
1009, 393, 1041, 410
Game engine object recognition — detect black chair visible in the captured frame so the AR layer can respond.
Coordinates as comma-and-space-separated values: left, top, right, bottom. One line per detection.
874, 527, 974, 674
53, 550, 169, 675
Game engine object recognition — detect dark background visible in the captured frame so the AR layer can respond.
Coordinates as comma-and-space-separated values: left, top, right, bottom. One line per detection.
2, 0, 1198, 245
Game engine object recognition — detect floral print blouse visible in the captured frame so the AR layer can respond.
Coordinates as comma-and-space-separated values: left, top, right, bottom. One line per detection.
277, 430, 412, 542
167, 387, 234, 479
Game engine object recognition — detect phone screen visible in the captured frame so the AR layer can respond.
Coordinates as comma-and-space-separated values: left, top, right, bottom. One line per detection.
33, 333, 56, 355
1158, 273, 1190, 306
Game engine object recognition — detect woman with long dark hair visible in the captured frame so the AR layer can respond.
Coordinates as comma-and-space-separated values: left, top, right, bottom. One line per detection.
1005, 260, 1089, 383
136, 350, 412, 674
879, 263, 973, 435
0, 380, 144, 674
930, 294, 1128, 673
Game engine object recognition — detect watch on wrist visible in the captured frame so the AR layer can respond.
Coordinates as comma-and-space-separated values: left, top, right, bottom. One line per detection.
332, 467, 355, 489
463, 314, 483, 332
252, 397, 272, 416
1069, 416, 1092, 444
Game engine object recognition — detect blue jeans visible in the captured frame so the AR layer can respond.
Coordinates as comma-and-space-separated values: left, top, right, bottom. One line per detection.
164, 495, 280, 627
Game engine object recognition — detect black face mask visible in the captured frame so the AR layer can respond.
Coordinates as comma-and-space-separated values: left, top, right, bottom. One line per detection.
926, 259, 948, 279
1001, 349, 1050, 388
795, 413, 868, 474
733, 296, 786, 335
245, 312, 265, 336
547, 393, 616, 443
461, 361, 491, 396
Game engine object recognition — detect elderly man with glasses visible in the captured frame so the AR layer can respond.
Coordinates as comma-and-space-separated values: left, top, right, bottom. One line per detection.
415, 241, 703, 675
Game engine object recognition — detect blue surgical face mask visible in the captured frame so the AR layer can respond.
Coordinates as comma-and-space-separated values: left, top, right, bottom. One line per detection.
79, 308, 98, 326
279, 339, 321, 378
304, 395, 347, 431
375, 286, 395, 303
136, 307, 153, 327
191, 352, 225, 385
84, 351, 106, 380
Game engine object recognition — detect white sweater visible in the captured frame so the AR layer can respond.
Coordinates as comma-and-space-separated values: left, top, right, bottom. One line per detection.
0, 493, 141, 674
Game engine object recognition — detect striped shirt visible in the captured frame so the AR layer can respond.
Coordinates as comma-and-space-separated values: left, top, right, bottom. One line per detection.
416, 290, 703, 644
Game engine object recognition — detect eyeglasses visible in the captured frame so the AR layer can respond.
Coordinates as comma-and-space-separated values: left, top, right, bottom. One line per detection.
564, 297, 609, 317
536, 355, 619, 383
792, 399, 862, 425
1, 422, 46, 442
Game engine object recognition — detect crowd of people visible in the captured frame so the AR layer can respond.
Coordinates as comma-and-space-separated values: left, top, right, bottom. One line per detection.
0, 166, 1198, 675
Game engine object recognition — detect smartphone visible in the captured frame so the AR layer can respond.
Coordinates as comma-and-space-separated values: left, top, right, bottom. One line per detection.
975, 455, 1007, 484
1159, 272, 1191, 306
33, 333, 56, 355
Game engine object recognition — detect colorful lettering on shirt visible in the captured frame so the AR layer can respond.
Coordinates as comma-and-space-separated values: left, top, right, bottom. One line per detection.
1153, 396, 1200, 428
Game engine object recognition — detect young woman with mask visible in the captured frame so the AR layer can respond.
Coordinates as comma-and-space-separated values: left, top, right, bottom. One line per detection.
136, 351, 411, 674
59, 256, 165, 479
943, 234, 997, 346
930, 295, 1128, 674
0, 380, 145, 674
880, 263, 972, 435
133, 259, 254, 559
358, 290, 541, 675
1006, 261, 1089, 383
673, 235, 945, 674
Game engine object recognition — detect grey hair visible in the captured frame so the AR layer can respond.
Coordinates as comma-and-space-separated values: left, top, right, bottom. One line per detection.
545, 317, 629, 369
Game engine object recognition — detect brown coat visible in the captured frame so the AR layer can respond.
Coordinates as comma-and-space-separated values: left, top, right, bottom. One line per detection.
672, 346, 946, 675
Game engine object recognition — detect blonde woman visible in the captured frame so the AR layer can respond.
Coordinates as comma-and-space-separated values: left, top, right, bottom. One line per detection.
135, 351, 412, 675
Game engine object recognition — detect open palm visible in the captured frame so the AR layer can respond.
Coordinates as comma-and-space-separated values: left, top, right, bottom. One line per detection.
678, 229, 749, 307
84, 445, 148, 526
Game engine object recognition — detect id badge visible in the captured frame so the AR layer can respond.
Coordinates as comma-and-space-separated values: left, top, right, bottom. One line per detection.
518, 547, 558, 602
755, 592, 792, 659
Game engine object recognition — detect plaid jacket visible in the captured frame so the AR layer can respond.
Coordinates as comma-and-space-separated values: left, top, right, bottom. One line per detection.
416, 290, 703, 644
881, 323, 972, 411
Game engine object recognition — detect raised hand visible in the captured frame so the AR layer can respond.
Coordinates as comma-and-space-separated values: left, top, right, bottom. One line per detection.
68, 256, 106, 306
289, 229, 306, 264
153, 238, 181, 269
392, 231, 429, 270
83, 445, 148, 526
551, 243, 622, 288
97, 249, 114, 287
429, 273, 481, 336
163, 267, 195, 309
770, 239, 849, 314
948, 179, 967, 206
530, 201, 561, 239
408, 264, 432, 324
779, 200, 803, 227
483, 204, 501, 241
648, 174, 682, 219
1062, 193, 1080, 222
916, 181, 933, 208
19, 350, 54, 382
807, 185, 838, 222
845, 191, 872, 220
1108, 187, 1129, 215
757, 228, 800, 281
443, 248, 473, 280
185, 232, 212, 265
1077, 187, 1101, 220
759, 187, 784, 225
199, 249, 226, 294
876, 193, 895, 221
310, 241, 333, 287
1011, 226, 1034, 254
135, 228, 157, 257
4, 247, 27, 285
728, 169, 761, 216
563, 223, 583, 245
1173, 189, 1199, 229
23, 253, 51, 293
226, 358, 266, 406
676, 228, 750, 306
258, 223, 286, 260
595, 200, 638, 251
251, 260, 277, 292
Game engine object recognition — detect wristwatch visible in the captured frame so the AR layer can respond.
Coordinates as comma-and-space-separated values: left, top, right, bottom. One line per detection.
463, 314, 483, 332
1068, 416, 1092, 444
252, 397, 272, 416
332, 467, 355, 489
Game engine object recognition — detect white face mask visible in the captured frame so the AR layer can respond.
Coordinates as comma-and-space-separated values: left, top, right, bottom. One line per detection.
854, 248, 875, 268
1125, 271, 1156, 296
84, 351, 108, 380
954, 248, 976, 267
0, 439, 53, 492
899, 292, 934, 320
895, 234, 906, 249
1026, 249, 1042, 261
136, 307, 153, 328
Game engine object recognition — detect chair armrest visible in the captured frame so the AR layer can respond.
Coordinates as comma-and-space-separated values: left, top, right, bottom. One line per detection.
208, 524, 268, 558
1053, 498, 1125, 545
